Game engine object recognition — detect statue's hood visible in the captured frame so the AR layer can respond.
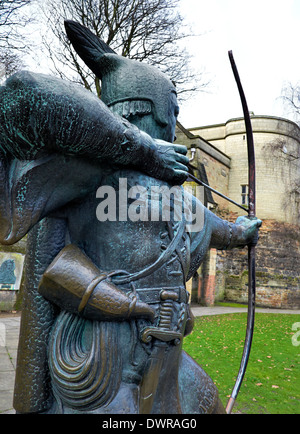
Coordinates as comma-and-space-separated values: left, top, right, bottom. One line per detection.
64, 20, 176, 126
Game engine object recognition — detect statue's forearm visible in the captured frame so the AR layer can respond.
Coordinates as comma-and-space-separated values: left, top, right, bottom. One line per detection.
0, 72, 158, 170
209, 211, 249, 250
0, 71, 188, 194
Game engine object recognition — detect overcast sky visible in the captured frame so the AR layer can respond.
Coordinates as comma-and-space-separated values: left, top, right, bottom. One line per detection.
23, 0, 300, 130
177, 0, 300, 128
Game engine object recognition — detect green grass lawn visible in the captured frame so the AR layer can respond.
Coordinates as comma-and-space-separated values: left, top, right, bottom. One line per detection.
183, 313, 300, 414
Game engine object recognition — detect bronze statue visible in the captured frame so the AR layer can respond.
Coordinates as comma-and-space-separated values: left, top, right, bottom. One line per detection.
0, 21, 261, 414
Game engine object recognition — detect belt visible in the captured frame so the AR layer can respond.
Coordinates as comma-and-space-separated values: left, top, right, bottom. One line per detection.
134, 286, 188, 305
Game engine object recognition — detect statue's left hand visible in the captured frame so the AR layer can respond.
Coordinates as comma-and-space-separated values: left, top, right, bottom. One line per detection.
234, 216, 262, 247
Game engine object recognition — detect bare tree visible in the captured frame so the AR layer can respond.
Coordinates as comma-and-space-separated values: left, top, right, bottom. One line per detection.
0, 1, 32, 82
280, 82, 300, 165
0, 48, 23, 83
263, 86, 300, 223
281, 81, 300, 123
39, 0, 207, 100
0, 0, 33, 49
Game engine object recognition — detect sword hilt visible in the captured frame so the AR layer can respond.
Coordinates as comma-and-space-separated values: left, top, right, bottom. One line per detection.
159, 290, 178, 329
141, 290, 182, 345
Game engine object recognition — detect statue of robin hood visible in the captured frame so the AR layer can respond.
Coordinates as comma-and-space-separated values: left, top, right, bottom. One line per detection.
0, 21, 261, 414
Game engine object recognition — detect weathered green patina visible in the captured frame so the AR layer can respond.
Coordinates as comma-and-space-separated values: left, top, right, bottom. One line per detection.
0, 21, 261, 414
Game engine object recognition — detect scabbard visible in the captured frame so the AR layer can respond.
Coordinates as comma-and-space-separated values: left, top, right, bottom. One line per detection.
139, 342, 167, 414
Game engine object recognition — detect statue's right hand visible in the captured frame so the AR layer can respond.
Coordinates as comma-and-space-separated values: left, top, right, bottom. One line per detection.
130, 129, 189, 184
148, 139, 189, 185
155, 140, 189, 185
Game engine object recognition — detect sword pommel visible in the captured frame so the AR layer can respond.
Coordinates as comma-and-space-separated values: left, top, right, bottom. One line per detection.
160, 290, 178, 301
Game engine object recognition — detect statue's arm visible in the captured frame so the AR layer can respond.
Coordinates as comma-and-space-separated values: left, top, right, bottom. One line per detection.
0, 71, 188, 184
209, 212, 262, 250
187, 194, 261, 280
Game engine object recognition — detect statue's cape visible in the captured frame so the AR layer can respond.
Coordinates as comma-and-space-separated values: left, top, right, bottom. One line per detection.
0, 154, 106, 413
0, 153, 105, 245
13, 216, 67, 413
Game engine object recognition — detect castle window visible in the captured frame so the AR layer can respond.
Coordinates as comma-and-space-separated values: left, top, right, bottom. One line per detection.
241, 184, 249, 206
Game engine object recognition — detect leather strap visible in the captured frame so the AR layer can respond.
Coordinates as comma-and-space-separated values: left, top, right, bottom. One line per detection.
78, 273, 108, 313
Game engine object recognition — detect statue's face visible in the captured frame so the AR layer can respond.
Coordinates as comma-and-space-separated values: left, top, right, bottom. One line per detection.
128, 91, 179, 143
162, 91, 179, 143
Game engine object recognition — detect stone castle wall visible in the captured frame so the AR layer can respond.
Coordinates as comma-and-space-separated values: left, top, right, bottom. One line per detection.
190, 116, 300, 225
188, 116, 300, 309
215, 216, 300, 309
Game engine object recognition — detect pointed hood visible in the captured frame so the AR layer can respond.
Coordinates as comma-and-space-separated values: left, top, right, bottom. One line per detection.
64, 20, 176, 126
